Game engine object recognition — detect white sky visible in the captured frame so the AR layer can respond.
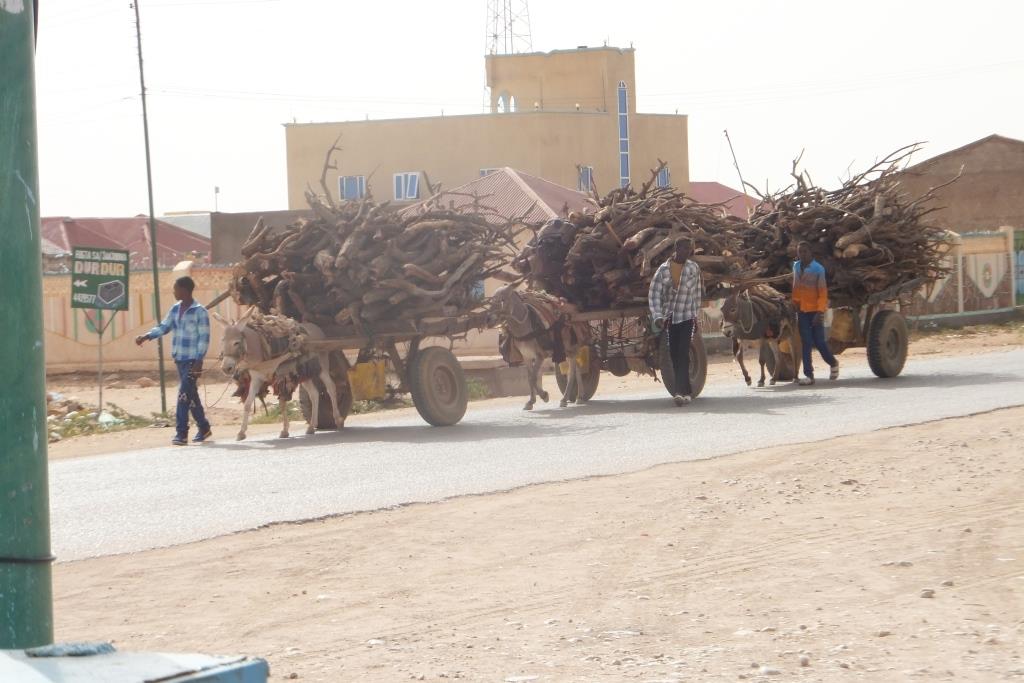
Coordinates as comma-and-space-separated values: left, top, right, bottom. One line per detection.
35, 0, 1024, 217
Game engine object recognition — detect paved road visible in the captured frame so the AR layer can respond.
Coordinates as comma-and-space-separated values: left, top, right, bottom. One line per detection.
51, 349, 1024, 561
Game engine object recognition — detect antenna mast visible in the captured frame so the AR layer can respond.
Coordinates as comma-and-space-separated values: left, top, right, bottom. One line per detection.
486, 0, 533, 54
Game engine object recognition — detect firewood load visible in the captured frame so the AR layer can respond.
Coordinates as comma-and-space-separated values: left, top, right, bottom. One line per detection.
227, 193, 524, 331
734, 144, 957, 308
511, 164, 752, 310
513, 147, 955, 312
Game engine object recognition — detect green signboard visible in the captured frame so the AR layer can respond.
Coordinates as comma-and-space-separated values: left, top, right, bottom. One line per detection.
70, 246, 130, 310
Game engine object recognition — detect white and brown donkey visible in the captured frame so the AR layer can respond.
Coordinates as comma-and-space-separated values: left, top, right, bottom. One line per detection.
213, 309, 347, 440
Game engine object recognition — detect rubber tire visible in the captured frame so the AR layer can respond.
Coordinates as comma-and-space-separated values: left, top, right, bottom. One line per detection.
658, 332, 708, 398
408, 346, 468, 426
554, 346, 601, 402
867, 309, 908, 378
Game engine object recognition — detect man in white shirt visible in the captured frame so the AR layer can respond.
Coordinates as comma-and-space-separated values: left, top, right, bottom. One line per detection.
648, 237, 703, 406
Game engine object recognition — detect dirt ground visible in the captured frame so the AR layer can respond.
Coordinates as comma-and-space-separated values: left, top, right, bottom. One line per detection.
53, 405, 1023, 681
44, 320, 1024, 460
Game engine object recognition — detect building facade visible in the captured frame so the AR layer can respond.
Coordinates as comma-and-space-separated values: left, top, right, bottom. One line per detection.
285, 47, 688, 209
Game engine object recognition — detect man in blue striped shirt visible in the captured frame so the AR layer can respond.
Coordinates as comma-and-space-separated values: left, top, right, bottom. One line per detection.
135, 276, 213, 445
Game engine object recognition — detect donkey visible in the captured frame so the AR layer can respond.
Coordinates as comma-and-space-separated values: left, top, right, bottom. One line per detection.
490, 285, 590, 410
213, 309, 346, 440
720, 288, 799, 388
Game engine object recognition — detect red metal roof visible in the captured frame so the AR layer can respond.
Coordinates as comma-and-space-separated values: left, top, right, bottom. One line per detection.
688, 181, 760, 219
405, 168, 593, 225
41, 216, 211, 269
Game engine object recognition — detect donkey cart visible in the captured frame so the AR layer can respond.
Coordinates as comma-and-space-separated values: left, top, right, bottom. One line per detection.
298, 311, 490, 429
554, 307, 709, 402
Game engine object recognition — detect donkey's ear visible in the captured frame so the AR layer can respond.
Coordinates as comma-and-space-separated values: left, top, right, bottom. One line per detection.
238, 306, 256, 323
211, 311, 229, 326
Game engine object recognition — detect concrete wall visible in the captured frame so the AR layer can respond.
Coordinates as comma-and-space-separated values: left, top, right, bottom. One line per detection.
43, 267, 241, 374
899, 136, 1024, 233
904, 228, 1016, 318
485, 47, 636, 114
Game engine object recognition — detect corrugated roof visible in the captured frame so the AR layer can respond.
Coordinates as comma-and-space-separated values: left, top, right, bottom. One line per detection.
41, 216, 211, 269
688, 181, 760, 219
404, 167, 592, 225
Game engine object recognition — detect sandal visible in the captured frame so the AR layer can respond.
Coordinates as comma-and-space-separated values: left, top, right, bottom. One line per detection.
830, 364, 840, 381
798, 377, 815, 386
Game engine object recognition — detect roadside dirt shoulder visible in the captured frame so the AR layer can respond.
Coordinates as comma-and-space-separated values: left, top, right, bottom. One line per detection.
54, 407, 1024, 681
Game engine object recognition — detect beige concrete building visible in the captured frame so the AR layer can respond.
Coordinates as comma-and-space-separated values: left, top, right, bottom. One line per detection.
285, 46, 687, 209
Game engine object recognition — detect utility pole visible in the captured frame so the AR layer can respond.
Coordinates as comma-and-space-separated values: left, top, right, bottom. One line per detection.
0, 0, 55, 648
132, 0, 167, 414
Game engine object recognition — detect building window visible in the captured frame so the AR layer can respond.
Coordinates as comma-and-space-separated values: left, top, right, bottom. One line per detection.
480, 168, 501, 177
393, 172, 420, 201
578, 165, 594, 192
656, 167, 671, 188
617, 80, 630, 188
339, 175, 366, 200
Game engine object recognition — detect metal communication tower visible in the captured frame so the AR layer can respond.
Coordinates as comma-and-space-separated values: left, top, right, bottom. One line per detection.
486, 0, 533, 54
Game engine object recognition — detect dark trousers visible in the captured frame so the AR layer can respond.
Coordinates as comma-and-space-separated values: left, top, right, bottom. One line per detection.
668, 319, 694, 396
176, 360, 210, 439
797, 312, 838, 379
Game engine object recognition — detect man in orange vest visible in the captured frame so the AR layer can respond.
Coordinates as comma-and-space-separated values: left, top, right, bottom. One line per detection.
792, 242, 839, 385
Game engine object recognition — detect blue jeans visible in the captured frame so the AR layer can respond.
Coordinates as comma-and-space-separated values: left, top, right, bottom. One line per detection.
797, 312, 837, 379
176, 360, 210, 439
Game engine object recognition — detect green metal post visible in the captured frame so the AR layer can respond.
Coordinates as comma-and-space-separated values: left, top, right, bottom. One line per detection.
0, 0, 55, 648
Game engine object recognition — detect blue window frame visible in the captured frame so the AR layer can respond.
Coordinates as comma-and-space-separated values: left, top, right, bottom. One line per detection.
393, 172, 420, 200
617, 80, 630, 188
656, 167, 671, 188
578, 165, 594, 192
339, 175, 366, 200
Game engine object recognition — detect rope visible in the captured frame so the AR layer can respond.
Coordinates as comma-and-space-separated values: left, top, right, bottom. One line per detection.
201, 374, 234, 410
739, 291, 757, 336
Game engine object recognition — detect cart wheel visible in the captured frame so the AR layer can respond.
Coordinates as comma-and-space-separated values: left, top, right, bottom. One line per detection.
554, 345, 601, 402
658, 332, 708, 398
408, 346, 468, 426
299, 351, 353, 430
867, 309, 908, 378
